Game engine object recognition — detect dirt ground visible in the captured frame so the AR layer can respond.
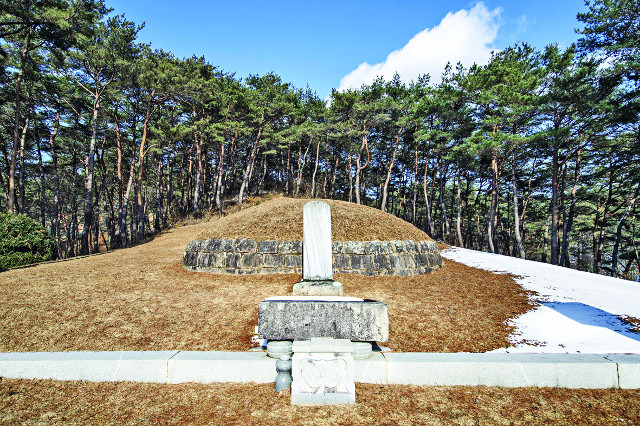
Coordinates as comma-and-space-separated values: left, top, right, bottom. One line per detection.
0, 210, 532, 353
1, 379, 639, 424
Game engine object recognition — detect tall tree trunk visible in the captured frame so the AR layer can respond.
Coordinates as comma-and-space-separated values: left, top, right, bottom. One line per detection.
595, 166, 615, 273
35, 123, 45, 227
7, 28, 31, 214
248, 145, 259, 195
592, 195, 602, 272
113, 104, 125, 248
136, 99, 154, 241
93, 125, 108, 252
550, 143, 560, 265
381, 128, 402, 212
120, 117, 138, 247
215, 141, 226, 216
422, 156, 434, 236
258, 151, 268, 193
561, 149, 582, 267
511, 151, 526, 259
355, 128, 370, 205
238, 114, 263, 205
330, 155, 339, 199
165, 144, 173, 218
80, 96, 100, 255
70, 142, 80, 257
347, 152, 353, 203
611, 182, 640, 277
48, 109, 62, 256
185, 149, 193, 213
16, 110, 30, 213
192, 131, 203, 213
412, 147, 418, 225
632, 218, 640, 280
295, 137, 312, 197
463, 172, 473, 247
455, 164, 464, 247
520, 155, 538, 245
310, 134, 323, 198
488, 149, 499, 253
154, 153, 164, 231
559, 161, 568, 261
438, 159, 451, 242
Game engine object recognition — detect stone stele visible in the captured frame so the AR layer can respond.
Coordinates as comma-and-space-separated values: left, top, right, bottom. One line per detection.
293, 201, 343, 296
302, 201, 333, 281
258, 296, 389, 342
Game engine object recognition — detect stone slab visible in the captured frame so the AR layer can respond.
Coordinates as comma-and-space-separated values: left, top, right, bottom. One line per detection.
604, 354, 640, 389
292, 280, 344, 296
167, 351, 276, 384
354, 352, 387, 384
302, 201, 333, 281
0, 351, 634, 388
384, 353, 618, 388
258, 299, 389, 342
291, 392, 355, 405
0, 351, 178, 383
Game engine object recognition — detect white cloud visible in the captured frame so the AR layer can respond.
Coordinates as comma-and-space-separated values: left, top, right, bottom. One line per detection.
336, 2, 502, 91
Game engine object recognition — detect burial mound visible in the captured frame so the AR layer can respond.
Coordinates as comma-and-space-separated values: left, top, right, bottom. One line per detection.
183, 197, 443, 276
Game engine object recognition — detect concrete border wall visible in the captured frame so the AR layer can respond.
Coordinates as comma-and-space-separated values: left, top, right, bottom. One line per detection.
1, 351, 639, 389
182, 238, 443, 276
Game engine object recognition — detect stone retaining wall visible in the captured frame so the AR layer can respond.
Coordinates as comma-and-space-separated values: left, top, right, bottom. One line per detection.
183, 238, 443, 276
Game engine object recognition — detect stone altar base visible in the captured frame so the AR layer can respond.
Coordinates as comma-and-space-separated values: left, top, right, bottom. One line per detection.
258, 296, 389, 342
291, 338, 355, 405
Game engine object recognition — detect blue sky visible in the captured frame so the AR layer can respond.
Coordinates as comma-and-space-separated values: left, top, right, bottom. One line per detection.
105, 0, 589, 99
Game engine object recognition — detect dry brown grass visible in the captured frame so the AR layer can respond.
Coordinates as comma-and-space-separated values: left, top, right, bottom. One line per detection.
2, 379, 639, 424
0, 213, 531, 352
623, 315, 640, 333
198, 196, 433, 242
1, 200, 637, 423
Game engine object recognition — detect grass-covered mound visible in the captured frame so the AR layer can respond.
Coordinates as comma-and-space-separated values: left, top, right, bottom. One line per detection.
197, 196, 433, 242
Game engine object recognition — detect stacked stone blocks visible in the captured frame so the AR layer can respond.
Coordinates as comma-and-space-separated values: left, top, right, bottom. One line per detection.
183, 238, 443, 276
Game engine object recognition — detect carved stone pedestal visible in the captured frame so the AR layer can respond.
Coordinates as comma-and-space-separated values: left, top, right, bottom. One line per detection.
291, 338, 355, 405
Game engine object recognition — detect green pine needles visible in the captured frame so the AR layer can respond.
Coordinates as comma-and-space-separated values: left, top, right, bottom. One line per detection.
0, 213, 56, 270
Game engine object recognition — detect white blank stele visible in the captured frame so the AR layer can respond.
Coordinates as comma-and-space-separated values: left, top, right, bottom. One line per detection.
302, 201, 333, 281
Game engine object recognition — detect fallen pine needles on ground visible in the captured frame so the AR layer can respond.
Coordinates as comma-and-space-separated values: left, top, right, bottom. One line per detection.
1, 378, 638, 424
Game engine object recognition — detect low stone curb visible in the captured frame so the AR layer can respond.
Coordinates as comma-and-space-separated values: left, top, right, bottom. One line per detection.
0, 351, 638, 389
183, 238, 443, 276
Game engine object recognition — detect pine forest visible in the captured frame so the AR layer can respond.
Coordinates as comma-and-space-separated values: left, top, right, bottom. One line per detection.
1, 0, 639, 280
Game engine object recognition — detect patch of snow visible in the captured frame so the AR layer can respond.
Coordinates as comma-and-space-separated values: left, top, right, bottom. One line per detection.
441, 246, 640, 354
